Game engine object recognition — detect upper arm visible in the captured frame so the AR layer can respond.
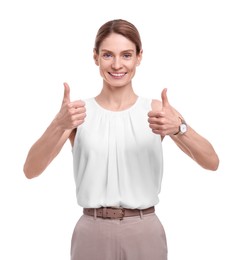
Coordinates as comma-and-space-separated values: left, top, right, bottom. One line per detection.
68, 128, 77, 147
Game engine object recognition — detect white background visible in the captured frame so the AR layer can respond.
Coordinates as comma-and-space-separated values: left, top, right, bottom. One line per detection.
1, 0, 242, 259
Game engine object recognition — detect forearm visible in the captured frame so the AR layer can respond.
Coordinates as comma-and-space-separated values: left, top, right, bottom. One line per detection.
170, 126, 219, 171
23, 118, 71, 179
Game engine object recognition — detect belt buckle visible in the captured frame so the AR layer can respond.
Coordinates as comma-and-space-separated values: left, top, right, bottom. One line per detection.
108, 207, 125, 220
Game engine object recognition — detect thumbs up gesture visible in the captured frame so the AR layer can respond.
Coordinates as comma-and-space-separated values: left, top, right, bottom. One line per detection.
148, 88, 182, 137
55, 82, 86, 130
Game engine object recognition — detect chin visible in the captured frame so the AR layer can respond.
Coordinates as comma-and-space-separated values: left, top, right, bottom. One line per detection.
105, 79, 131, 88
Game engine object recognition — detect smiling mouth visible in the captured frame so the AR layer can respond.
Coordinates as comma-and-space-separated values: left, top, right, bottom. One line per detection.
108, 72, 127, 79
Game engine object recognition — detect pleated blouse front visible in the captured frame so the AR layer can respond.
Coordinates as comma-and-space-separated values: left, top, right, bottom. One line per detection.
72, 97, 163, 209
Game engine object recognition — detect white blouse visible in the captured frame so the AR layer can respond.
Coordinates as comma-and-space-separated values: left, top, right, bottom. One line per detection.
72, 97, 163, 209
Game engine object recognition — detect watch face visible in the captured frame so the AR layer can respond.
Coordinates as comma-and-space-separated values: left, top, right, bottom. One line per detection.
180, 124, 187, 133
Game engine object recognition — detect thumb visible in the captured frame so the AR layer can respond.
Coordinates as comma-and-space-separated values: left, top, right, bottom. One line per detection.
161, 88, 170, 107
63, 82, 70, 103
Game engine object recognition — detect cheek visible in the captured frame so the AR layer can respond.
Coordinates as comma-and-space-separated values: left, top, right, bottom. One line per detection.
99, 60, 110, 70
129, 59, 139, 69
99, 67, 105, 77
98, 63, 109, 78
129, 62, 138, 72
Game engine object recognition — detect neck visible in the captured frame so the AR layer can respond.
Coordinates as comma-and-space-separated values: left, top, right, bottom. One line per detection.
95, 83, 138, 111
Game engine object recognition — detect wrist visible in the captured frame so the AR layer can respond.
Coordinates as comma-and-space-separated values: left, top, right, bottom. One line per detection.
52, 116, 66, 132
174, 117, 188, 135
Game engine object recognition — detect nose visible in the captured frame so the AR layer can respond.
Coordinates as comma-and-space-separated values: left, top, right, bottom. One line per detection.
111, 57, 122, 70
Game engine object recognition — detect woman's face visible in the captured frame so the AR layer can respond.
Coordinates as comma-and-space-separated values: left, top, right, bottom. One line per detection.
94, 33, 142, 89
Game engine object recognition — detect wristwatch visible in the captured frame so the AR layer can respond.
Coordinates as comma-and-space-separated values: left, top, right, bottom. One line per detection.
174, 117, 187, 135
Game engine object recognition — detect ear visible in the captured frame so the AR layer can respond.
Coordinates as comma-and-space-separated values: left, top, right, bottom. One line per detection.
93, 48, 99, 66
136, 49, 143, 66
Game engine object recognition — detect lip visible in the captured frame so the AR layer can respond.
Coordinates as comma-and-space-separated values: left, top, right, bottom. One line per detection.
108, 72, 127, 79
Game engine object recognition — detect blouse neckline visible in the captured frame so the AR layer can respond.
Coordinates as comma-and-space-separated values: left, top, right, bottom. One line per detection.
92, 96, 140, 114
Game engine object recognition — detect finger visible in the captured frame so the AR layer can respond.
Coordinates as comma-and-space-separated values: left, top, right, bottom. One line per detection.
69, 107, 86, 115
148, 117, 165, 125
68, 100, 86, 109
149, 123, 160, 130
63, 82, 70, 104
149, 124, 167, 136
161, 88, 170, 107
152, 129, 165, 137
148, 111, 165, 118
72, 112, 87, 121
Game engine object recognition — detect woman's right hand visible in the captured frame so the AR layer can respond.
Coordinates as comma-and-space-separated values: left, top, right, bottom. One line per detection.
23, 82, 86, 178
55, 82, 86, 130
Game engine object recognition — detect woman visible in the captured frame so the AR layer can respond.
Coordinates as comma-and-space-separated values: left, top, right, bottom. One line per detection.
23, 19, 219, 260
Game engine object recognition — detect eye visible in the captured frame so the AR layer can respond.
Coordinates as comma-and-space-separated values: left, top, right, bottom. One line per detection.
123, 53, 132, 59
102, 53, 112, 59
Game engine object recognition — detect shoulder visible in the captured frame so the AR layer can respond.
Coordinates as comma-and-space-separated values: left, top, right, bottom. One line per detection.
151, 99, 162, 111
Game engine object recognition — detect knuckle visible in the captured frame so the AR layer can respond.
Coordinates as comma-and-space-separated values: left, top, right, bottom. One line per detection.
67, 103, 73, 109
67, 108, 74, 115
149, 123, 155, 129
75, 119, 84, 126
71, 115, 76, 122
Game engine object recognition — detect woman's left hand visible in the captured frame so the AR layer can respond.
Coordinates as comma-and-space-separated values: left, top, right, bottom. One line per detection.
148, 89, 182, 137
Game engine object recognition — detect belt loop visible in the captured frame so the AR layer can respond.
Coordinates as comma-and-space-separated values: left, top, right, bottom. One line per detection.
94, 209, 97, 220
102, 207, 107, 218
139, 210, 143, 219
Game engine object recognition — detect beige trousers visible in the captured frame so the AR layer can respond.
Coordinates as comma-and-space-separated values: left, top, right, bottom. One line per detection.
71, 212, 168, 260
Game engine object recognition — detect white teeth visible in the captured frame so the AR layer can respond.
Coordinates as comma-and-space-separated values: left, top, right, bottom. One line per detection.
110, 73, 125, 77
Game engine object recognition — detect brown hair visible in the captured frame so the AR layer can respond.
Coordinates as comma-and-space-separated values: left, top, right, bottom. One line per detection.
94, 19, 142, 54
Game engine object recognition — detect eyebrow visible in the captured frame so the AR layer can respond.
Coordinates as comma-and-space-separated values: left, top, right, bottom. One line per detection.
100, 49, 135, 53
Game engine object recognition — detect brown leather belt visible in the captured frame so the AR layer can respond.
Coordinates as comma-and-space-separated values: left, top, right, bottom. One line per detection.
83, 206, 155, 220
